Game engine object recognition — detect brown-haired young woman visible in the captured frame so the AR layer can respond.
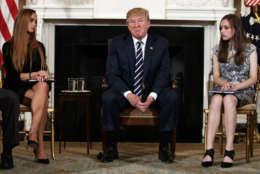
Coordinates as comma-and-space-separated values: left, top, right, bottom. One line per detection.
201, 14, 258, 168
2, 8, 50, 164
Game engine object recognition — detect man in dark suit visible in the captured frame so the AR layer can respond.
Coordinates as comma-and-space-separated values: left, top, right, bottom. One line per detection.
0, 88, 20, 169
101, 8, 179, 163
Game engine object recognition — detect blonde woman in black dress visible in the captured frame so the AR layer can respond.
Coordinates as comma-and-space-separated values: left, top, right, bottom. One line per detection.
2, 8, 50, 164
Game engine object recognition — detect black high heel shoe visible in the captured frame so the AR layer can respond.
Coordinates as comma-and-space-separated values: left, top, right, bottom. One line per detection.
201, 149, 214, 167
36, 158, 50, 164
221, 149, 235, 168
27, 137, 38, 150
33, 148, 37, 159
33, 146, 50, 164
34, 150, 50, 164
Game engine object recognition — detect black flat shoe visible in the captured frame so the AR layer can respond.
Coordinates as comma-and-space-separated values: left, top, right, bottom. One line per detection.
221, 150, 234, 168
0, 153, 14, 169
201, 149, 214, 167
37, 158, 50, 164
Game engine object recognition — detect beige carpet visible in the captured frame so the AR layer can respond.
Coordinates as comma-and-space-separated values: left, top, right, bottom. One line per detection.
1, 142, 260, 174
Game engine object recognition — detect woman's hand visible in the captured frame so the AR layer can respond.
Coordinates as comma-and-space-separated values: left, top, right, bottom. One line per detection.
231, 84, 240, 91
33, 70, 50, 81
38, 70, 50, 80
220, 82, 233, 91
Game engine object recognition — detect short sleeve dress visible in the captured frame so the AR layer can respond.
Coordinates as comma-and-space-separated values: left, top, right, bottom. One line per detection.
2, 39, 47, 102
212, 43, 256, 107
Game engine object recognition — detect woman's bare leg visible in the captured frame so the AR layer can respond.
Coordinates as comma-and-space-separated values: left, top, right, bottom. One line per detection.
24, 89, 38, 142
36, 98, 48, 159
203, 94, 223, 162
24, 82, 49, 159
223, 95, 237, 163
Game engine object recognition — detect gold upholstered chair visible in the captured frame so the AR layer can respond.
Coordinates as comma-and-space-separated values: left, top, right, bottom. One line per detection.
203, 71, 260, 162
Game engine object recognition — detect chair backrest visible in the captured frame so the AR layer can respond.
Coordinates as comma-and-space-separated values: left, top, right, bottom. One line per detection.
253, 66, 260, 105
253, 80, 260, 105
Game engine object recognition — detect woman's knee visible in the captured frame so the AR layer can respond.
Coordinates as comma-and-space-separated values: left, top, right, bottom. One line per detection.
33, 82, 49, 93
223, 95, 237, 107
210, 95, 223, 108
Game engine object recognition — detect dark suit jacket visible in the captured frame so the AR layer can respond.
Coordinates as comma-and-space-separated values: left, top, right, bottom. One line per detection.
106, 33, 171, 98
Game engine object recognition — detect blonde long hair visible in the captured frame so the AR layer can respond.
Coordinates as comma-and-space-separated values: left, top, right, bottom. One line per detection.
12, 8, 46, 72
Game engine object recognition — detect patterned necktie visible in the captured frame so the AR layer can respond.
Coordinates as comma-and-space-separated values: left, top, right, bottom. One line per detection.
133, 41, 144, 97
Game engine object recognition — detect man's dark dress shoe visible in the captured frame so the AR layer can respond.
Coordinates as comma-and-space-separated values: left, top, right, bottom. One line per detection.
158, 146, 174, 163
36, 158, 50, 164
97, 146, 118, 163
0, 153, 14, 169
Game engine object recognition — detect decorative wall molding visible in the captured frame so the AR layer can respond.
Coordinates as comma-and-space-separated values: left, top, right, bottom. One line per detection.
165, 7, 236, 21
26, 0, 94, 6
174, 0, 211, 7
167, 0, 233, 8
94, 0, 165, 19
25, 0, 235, 20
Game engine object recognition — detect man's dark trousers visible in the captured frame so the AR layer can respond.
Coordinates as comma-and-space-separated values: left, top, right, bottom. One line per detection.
102, 87, 179, 132
0, 88, 19, 148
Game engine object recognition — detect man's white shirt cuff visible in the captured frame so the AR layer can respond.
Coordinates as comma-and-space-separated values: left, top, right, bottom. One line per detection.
149, 92, 157, 100
123, 91, 132, 98
123, 91, 157, 100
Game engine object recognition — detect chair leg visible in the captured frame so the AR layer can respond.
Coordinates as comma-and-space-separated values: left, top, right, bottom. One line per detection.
204, 112, 208, 152
250, 113, 255, 157
219, 135, 223, 155
253, 114, 260, 143
219, 114, 224, 155
51, 111, 55, 160
246, 114, 250, 162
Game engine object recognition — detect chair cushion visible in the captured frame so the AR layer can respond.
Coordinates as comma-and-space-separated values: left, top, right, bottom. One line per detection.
20, 104, 28, 108
237, 104, 256, 110
120, 107, 159, 118
20, 104, 31, 112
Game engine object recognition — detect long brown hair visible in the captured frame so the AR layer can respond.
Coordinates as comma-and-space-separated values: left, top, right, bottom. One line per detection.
218, 14, 249, 65
12, 8, 46, 72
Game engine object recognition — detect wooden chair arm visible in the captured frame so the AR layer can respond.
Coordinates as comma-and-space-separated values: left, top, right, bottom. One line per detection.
101, 78, 109, 92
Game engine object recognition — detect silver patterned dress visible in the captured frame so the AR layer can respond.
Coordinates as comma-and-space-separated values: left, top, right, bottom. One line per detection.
213, 43, 256, 107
